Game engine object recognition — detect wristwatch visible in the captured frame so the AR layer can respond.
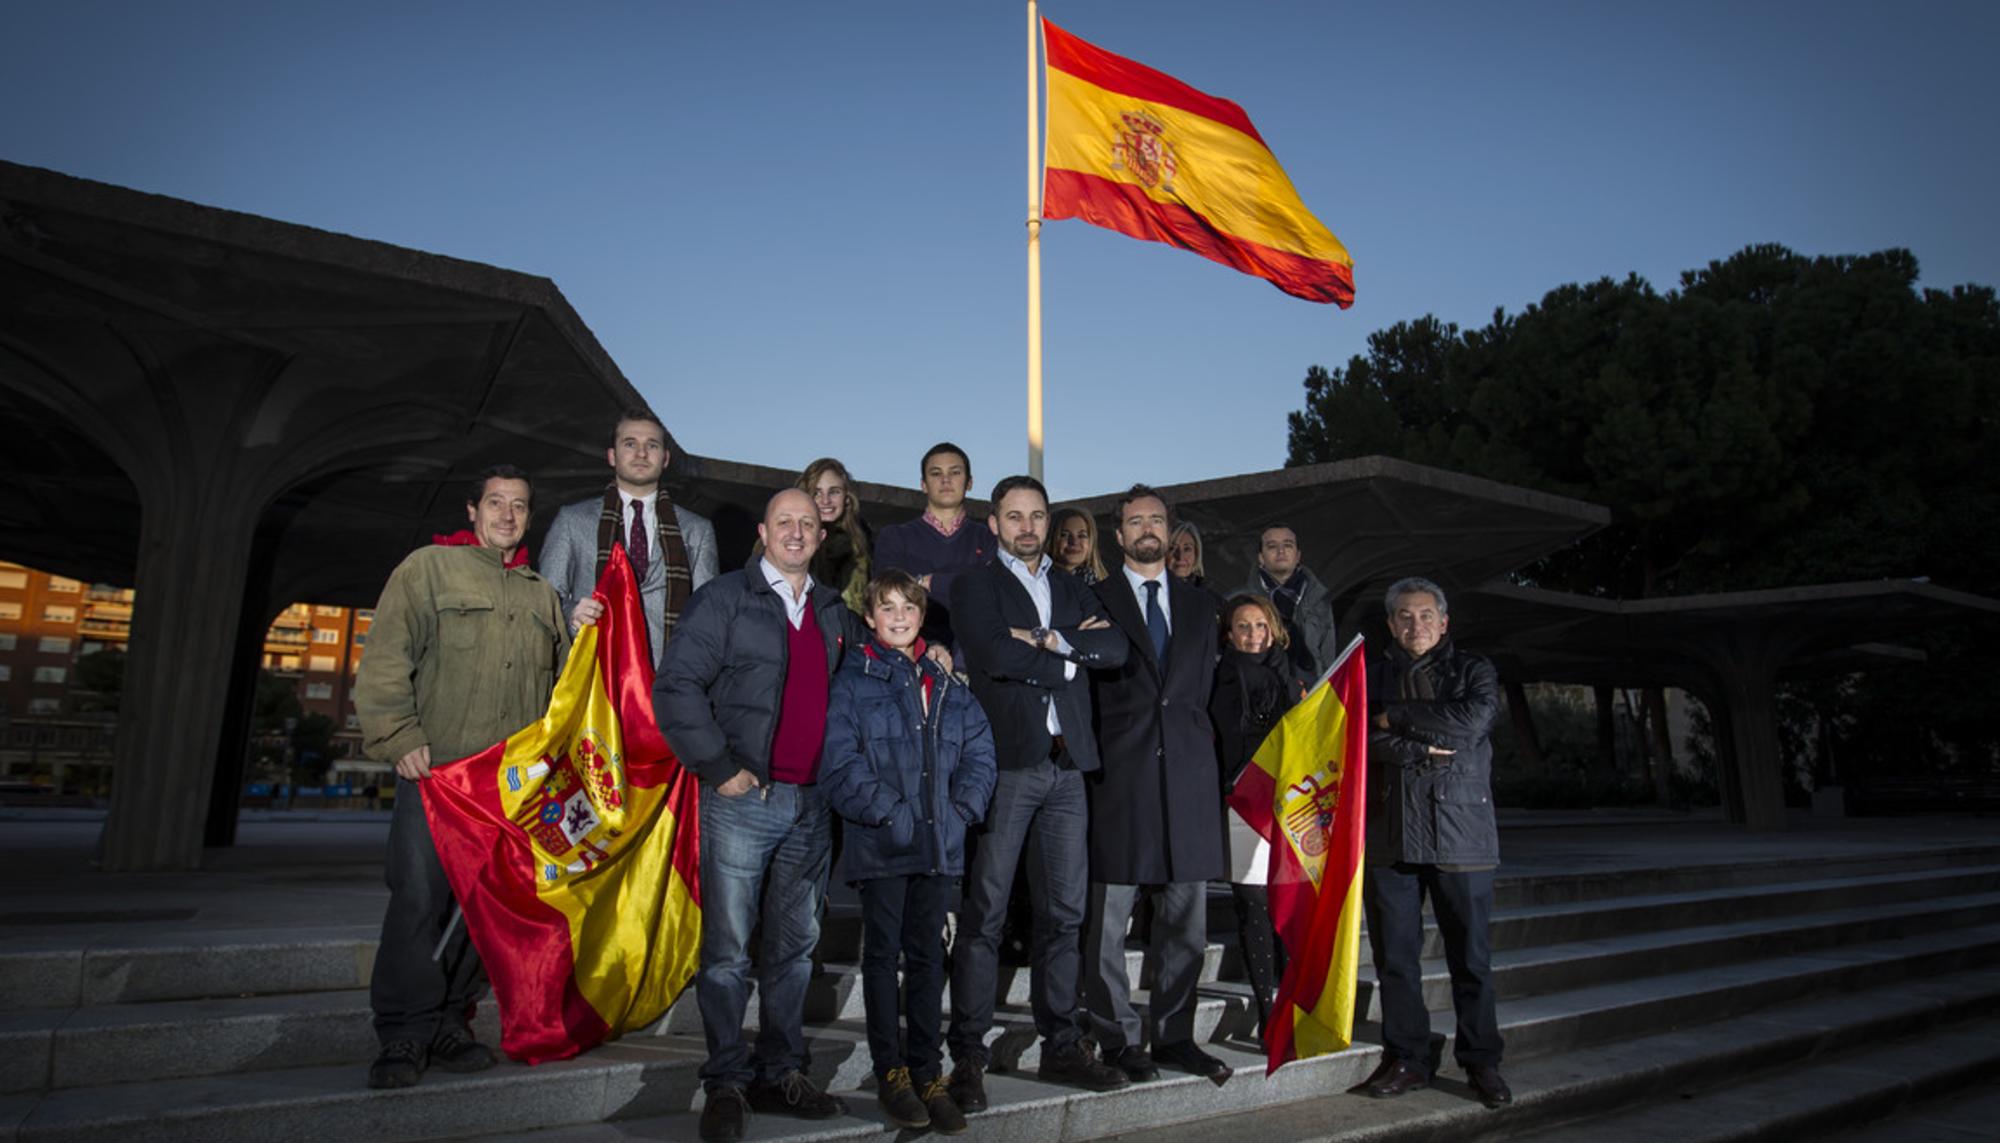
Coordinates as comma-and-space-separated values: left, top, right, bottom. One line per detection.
1031, 626, 1052, 649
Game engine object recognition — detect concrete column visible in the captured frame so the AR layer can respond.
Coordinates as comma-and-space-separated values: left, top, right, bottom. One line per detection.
1717, 667, 1787, 830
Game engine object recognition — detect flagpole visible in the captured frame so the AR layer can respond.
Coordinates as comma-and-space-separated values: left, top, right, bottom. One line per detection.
1026, 0, 1045, 482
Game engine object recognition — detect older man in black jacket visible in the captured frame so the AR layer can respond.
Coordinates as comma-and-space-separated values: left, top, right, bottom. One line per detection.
1086, 485, 1231, 1085
1361, 576, 1510, 1109
946, 475, 1131, 1109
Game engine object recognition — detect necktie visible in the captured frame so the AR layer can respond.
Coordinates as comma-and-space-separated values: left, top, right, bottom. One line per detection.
629, 499, 650, 583
1144, 579, 1169, 664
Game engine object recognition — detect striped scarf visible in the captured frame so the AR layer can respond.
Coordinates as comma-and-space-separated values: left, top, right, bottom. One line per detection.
596, 483, 692, 646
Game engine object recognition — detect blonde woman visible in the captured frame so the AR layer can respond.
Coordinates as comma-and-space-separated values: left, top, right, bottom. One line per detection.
799, 457, 873, 614
1049, 505, 1107, 584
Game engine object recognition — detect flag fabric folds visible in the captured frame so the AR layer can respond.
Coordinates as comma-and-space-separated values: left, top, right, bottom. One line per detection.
1226, 636, 1369, 1074
423, 546, 702, 1064
1040, 18, 1355, 307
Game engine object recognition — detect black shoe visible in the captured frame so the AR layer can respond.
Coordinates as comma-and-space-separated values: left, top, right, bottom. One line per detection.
921, 1073, 969, 1135
1467, 1063, 1513, 1108
1038, 1040, 1130, 1092
876, 1067, 931, 1129
428, 1027, 497, 1073
1364, 1059, 1430, 1099
699, 1085, 749, 1143
1113, 1046, 1159, 1082
367, 1039, 426, 1089
747, 1069, 847, 1119
1155, 1040, 1233, 1086
947, 1060, 989, 1113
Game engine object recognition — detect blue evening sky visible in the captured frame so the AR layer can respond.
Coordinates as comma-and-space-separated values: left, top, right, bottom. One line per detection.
4, 1, 1994, 501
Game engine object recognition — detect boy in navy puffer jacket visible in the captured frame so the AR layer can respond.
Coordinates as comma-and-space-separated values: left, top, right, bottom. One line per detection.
821, 570, 996, 1134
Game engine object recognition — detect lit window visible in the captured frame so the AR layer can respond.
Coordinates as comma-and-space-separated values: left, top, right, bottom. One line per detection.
39, 637, 71, 654
0, 571, 26, 589
345, 714, 360, 729
0, 665, 10, 682
0, 602, 19, 620
279, 655, 301, 671
309, 655, 337, 673
313, 628, 342, 644
43, 605, 78, 624
316, 605, 345, 617
0, 634, 14, 651
34, 666, 66, 684
305, 682, 334, 700
49, 577, 82, 593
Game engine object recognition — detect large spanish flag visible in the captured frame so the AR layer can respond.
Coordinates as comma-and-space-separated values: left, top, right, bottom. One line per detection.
1041, 18, 1354, 307
1227, 636, 1368, 1074
423, 546, 701, 1063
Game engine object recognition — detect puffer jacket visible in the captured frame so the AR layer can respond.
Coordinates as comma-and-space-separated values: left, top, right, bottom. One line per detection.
654, 558, 866, 787
1365, 637, 1501, 866
820, 641, 997, 881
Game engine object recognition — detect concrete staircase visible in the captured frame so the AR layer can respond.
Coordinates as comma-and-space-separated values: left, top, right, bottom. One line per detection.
2, 841, 1997, 1143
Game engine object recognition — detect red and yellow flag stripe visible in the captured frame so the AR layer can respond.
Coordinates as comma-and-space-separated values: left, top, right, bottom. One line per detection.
1042, 18, 1354, 306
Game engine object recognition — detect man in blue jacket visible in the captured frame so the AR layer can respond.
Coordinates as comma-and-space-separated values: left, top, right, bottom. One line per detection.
655, 488, 867, 1143
1360, 577, 1510, 1110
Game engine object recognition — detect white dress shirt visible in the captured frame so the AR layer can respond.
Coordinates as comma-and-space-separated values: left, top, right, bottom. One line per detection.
999, 548, 1074, 734
1123, 563, 1172, 635
759, 557, 815, 629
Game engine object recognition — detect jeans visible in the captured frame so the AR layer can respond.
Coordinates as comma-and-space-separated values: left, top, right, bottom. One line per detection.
371, 776, 487, 1047
947, 760, 1089, 1064
858, 873, 951, 1081
1363, 862, 1502, 1071
696, 782, 832, 1090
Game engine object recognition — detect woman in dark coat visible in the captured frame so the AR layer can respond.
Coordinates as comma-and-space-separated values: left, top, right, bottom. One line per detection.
1210, 592, 1310, 1043
801, 456, 873, 614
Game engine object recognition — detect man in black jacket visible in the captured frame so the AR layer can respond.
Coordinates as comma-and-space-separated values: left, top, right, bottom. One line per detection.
1086, 485, 1231, 1085
1360, 576, 1511, 1109
945, 475, 1131, 1109
656, 488, 868, 1143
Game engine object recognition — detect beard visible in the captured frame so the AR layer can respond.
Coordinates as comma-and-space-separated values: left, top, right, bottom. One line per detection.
1004, 532, 1045, 561
1128, 534, 1166, 563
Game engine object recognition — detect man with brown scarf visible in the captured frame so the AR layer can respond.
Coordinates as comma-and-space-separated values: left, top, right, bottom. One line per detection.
542, 409, 719, 664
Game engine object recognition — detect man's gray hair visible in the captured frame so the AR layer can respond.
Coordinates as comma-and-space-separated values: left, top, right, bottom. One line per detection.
1383, 576, 1449, 616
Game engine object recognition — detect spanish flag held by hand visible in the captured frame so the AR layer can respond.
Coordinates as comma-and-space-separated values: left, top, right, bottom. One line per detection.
1041, 18, 1354, 307
423, 546, 702, 1064
1226, 636, 1369, 1074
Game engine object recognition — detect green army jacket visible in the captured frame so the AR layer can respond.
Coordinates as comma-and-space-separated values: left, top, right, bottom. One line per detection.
356, 544, 570, 766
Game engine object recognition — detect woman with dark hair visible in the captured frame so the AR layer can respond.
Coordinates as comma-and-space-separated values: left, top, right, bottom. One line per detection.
1049, 505, 1107, 584
1210, 592, 1309, 1045
800, 457, 873, 614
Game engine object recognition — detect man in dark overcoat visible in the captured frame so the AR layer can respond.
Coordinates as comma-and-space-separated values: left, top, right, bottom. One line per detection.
1085, 484, 1231, 1084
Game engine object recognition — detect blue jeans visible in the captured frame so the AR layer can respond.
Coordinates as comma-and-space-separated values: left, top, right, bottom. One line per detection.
696, 782, 832, 1090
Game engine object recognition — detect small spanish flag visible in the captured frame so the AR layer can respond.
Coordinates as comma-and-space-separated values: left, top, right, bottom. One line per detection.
1041, 18, 1354, 307
1226, 636, 1369, 1074
423, 546, 702, 1063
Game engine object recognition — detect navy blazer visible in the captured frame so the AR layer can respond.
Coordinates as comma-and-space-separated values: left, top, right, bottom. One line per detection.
954, 556, 1127, 772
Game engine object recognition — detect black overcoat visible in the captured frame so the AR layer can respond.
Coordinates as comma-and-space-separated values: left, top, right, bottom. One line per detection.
1087, 571, 1226, 884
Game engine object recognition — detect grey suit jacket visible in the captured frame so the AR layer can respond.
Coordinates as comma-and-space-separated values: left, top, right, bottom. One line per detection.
539, 495, 719, 666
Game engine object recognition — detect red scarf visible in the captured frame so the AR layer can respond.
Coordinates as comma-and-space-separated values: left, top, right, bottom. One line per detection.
432, 530, 530, 569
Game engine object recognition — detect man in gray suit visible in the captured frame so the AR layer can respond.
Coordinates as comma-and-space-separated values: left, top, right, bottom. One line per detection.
541, 408, 719, 662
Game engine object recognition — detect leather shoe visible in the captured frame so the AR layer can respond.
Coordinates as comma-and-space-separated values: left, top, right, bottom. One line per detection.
367, 1039, 426, 1089
699, 1085, 749, 1143
1467, 1063, 1513, 1108
1114, 1046, 1159, 1082
947, 1060, 988, 1113
1038, 1039, 1130, 1091
747, 1070, 846, 1119
1154, 1040, 1233, 1086
1364, 1059, 1430, 1099
428, 1027, 496, 1073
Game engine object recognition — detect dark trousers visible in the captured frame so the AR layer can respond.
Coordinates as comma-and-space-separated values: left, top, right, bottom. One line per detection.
1362, 862, 1502, 1072
1084, 880, 1206, 1051
948, 760, 1089, 1063
695, 782, 832, 1090
858, 873, 951, 1082
1230, 882, 1286, 1034
371, 776, 486, 1047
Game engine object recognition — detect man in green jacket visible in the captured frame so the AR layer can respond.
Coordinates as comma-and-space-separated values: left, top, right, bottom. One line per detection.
355, 464, 569, 1089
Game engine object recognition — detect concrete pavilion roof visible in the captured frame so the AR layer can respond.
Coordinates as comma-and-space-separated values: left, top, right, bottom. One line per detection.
1459, 580, 2000, 691
0, 160, 662, 609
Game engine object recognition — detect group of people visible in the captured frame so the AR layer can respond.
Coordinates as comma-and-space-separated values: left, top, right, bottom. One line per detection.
353, 409, 1510, 1142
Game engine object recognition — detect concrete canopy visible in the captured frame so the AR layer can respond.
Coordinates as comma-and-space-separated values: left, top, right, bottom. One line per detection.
1463, 581, 2000, 828
0, 161, 665, 869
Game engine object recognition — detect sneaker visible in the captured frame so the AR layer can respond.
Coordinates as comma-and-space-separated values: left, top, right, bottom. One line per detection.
428, 1027, 497, 1073
1038, 1039, 1130, 1092
921, 1073, 969, 1135
947, 1059, 989, 1113
876, 1066, 931, 1129
699, 1085, 749, 1143
747, 1069, 847, 1119
367, 1039, 426, 1089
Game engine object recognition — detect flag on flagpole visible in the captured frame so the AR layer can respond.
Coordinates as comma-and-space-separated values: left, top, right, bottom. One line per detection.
422, 545, 702, 1064
1040, 18, 1355, 306
1226, 635, 1369, 1074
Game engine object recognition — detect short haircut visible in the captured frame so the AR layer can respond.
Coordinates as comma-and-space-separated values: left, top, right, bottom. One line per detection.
1383, 576, 1449, 616
920, 441, 971, 481
611, 407, 667, 447
989, 474, 1049, 510
1114, 482, 1171, 524
1225, 592, 1291, 649
467, 463, 533, 508
1258, 523, 1299, 550
865, 568, 929, 614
